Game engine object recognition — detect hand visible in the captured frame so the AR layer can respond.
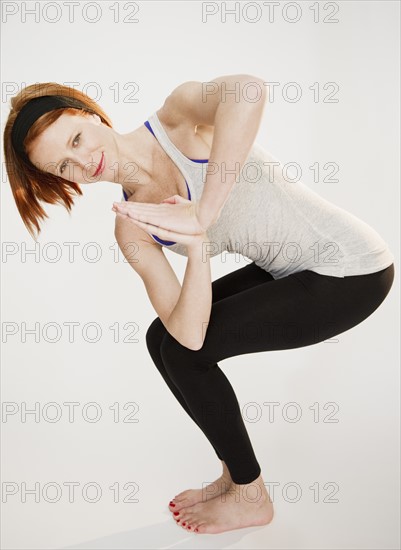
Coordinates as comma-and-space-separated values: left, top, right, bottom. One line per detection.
112, 195, 209, 247
112, 194, 207, 237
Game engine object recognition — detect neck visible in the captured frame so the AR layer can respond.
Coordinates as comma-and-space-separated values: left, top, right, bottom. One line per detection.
113, 124, 157, 193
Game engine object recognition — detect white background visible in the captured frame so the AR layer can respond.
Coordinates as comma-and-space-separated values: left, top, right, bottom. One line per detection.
1, 1, 399, 549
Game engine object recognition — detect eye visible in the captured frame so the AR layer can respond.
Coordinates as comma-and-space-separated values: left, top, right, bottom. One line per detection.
59, 133, 81, 174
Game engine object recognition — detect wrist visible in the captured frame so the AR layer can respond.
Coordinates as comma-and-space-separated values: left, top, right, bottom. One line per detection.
195, 203, 218, 232
186, 232, 209, 255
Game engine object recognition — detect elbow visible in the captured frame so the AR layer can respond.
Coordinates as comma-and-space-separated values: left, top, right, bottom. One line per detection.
187, 340, 204, 352
237, 75, 268, 109
167, 319, 208, 352
241, 74, 267, 94
186, 321, 209, 351
182, 329, 207, 351
180, 336, 204, 352
240, 73, 264, 84
167, 327, 205, 352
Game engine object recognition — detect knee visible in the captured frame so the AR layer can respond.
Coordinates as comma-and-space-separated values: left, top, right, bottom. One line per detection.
159, 331, 210, 379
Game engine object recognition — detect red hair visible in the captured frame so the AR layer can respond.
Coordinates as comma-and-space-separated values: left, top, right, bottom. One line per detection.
3, 82, 113, 241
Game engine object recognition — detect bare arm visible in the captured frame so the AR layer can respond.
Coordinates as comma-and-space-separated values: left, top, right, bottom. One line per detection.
114, 74, 266, 347
167, 236, 212, 351
164, 74, 268, 229
115, 217, 211, 351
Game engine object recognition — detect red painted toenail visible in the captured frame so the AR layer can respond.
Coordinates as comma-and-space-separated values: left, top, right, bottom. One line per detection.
182, 522, 186, 526
169, 503, 175, 507
173, 511, 179, 516
195, 528, 198, 532
188, 526, 191, 530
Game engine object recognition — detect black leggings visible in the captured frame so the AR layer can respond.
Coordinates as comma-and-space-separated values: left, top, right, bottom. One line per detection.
146, 262, 395, 484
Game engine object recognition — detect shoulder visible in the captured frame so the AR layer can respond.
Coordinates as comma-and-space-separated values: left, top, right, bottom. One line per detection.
157, 81, 201, 127
157, 74, 265, 128
157, 80, 218, 129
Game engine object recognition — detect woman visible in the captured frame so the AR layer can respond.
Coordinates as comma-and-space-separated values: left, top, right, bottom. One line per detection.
4, 76, 395, 535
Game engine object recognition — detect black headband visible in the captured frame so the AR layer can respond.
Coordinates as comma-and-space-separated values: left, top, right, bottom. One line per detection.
11, 95, 88, 162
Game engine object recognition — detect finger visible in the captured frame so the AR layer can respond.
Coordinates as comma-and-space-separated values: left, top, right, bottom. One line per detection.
170, 194, 191, 204
113, 205, 147, 221
116, 201, 178, 212
132, 219, 187, 242
113, 202, 132, 208
161, 198, 176, 204
124, 209, 180, 228
161, 195, 189, 204
117, 201, 164, 209
114, 204, 166, 218
113, 203, 190, 231
115, 212, 129, 219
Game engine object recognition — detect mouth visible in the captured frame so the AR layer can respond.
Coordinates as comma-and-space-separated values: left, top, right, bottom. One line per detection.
93, 152, 104, 177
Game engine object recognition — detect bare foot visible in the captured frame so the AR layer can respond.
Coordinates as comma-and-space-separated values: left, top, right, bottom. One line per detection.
172, 473, 274, 534
168, 461, 232, 512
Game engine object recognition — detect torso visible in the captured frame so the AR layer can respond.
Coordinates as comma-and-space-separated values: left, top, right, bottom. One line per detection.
123, 107, 214, 205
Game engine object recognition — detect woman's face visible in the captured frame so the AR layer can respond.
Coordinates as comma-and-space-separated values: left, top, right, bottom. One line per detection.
28, 111, 113, 184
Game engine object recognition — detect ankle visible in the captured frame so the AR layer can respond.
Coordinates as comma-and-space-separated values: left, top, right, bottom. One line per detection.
220, 461, 232, 480
227, 474, 269, 501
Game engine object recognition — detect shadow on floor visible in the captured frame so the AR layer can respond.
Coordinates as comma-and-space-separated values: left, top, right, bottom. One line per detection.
62, 516, 268, 549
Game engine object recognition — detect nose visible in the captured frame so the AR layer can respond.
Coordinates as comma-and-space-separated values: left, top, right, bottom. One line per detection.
66, 156, 98, 179
80, 154, 99, 172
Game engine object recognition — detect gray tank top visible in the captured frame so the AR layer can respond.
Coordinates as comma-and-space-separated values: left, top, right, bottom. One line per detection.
122, 111, 394, 279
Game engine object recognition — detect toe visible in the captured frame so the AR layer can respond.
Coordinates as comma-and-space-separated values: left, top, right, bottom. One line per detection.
170, 497, 190, 512
174, 490, 190, 501
174, 499, 187, 510
174, 508, 186, 522
169, 501, 184, 513
169, 503, 186, 514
